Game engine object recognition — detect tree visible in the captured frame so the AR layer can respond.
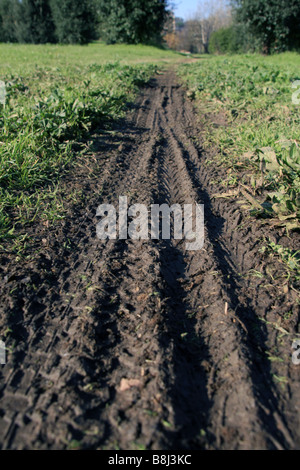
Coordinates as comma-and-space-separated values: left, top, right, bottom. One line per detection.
0, 0, 20, 42
233, 0, 300, 53
176, 20, 204, 53
174, 0, 232, 53
97, 0, 168, 45
50, 0, 97, 44
15, 0, 55, 43
194, 0, 232, 53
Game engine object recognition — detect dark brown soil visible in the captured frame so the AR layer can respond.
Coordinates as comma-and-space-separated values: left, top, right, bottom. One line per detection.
0, 71, 299, 450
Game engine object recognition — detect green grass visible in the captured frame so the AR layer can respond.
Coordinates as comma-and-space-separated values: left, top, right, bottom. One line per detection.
0, 42, 181, 72
178, 53, 300, 232
260, 239, 300, 284
0, 43, 181, 248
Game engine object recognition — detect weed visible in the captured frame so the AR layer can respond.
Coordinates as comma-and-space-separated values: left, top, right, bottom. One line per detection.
260, 239, 300, 286
178, 53, 300, 232
0, 44, 166, 246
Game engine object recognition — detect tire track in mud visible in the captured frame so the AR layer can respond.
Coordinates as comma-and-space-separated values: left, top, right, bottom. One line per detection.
166, 80, 300, 449
146, 80, 283, 449
152, 77, 296, 449
0, 71, 299, 450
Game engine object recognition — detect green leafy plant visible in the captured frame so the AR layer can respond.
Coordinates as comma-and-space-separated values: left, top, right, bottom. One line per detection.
178, 53, 300, 232
0, 50, 158, 243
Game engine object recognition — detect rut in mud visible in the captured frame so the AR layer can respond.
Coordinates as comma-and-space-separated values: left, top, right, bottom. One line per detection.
0, 71, 299, 450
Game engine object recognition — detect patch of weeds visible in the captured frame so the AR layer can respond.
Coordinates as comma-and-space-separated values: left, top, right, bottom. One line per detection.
67, 439, 82, 450
0, 60, 157, 247
273, 374, 288, 388
178, 54, 300, 233
260, 239, 300, 289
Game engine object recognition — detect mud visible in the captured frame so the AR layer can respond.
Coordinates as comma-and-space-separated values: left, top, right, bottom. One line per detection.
0, 71, 299, 450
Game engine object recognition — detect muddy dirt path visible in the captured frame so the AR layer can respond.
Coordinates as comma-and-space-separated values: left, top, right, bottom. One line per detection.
0, 71, 299, 450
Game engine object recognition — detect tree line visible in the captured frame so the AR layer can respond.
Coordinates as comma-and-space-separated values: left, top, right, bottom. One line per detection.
0, 0, 168, 45
1, 0, 299, 53
166, 0, 300, 55
210, 0, 300, 54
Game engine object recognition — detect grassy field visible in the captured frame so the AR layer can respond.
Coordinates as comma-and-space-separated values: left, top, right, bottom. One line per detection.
179, 53, 300, 230
1, 43, 299, 265
1, 44, 300, 450
0, 42, 182, 70
178, 52, 300, 281
0, 43, 181, 249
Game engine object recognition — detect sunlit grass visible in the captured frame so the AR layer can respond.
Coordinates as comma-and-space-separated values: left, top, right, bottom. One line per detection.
0, 42, 179, 245
178, 52, 300, 232
0, 42, 182, 74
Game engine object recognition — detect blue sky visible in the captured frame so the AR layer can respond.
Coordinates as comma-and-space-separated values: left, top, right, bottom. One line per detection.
173, 0, 200, 19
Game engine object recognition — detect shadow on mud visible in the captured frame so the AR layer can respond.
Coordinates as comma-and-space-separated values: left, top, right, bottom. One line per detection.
182, 146, 292, 449
157, 239, 214, 449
